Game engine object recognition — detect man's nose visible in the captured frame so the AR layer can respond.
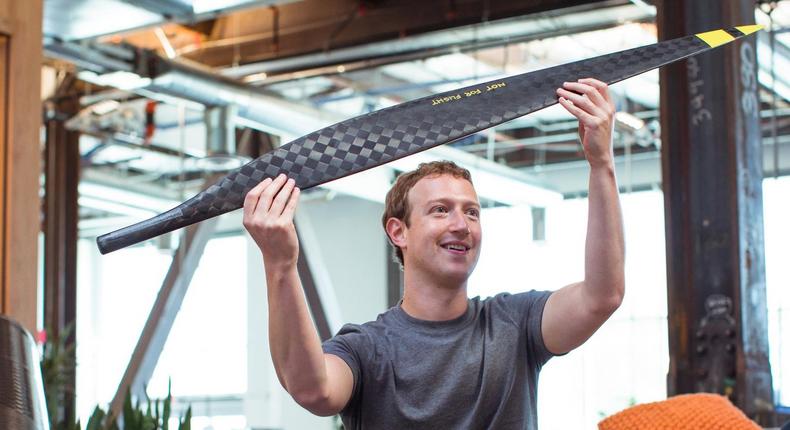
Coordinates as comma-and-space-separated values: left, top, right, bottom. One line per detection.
448, 211, 470, 235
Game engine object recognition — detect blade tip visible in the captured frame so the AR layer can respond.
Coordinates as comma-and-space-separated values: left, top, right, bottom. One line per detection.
696, 29, 736, 48
735, 24, 764, 35
96, 236, 111, 254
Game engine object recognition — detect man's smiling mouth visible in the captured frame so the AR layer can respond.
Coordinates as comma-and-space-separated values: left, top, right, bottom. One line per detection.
441, 243, 471, 253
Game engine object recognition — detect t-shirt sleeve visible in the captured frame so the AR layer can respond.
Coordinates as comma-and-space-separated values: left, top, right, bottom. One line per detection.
321, 323, 369, 412
499, 290, 560, 368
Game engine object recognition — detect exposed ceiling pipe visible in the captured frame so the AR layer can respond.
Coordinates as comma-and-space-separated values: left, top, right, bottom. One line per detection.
44, 40, 561, 206
204, 105, 236, 156
120, 0, 194, 19
201, 104, 252, 171
45, 41, 335, 136
223, 1, 655, 81
44, 42, 134, 74
43, 0, 303, 42
141, 56, 562, 205
147, 58, 336, 137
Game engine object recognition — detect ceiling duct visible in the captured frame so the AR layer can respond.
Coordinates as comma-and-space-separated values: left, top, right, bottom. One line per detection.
43, 0, 303, 42
45, 40, 561, 207
45, 41, 335, 136
120, 0, 194, 19
144, 54, 334, 137
223, 1, 655, 81
200, 104, 251, 171
204, 105, 236, 155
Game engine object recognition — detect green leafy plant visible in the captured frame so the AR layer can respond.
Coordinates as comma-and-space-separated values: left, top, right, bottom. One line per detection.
39, 325, 190, 430
82, 384, 191, 430
40, 324, 77, 430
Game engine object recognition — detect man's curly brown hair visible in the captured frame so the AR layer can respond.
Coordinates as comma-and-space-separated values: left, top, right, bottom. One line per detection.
381, 161, 473, 267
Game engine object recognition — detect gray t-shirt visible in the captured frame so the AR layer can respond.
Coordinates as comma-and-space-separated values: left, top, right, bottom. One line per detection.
322, 290, 556, 430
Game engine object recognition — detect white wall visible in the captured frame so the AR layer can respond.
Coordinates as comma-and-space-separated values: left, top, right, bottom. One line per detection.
300, 194, 389, 324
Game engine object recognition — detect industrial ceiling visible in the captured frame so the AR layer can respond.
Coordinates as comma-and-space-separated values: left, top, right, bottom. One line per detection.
40, 0, 790, 235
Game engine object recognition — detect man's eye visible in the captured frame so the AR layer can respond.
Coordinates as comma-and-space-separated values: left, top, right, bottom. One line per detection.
467, 209, 480, 218
432, 206, 448, 214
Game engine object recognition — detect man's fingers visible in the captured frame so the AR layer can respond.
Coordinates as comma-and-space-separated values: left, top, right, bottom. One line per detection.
557, 87, 604, 118
558, 96, 596, 125
578, 78, 614, 106
258, 174, 288, 214
270, 178, 296, 217
561, 82, 608, 111
282, 187, 301, 220
243, 177, 273, 221
567, 81, 608, 108
578, 77, 609, 92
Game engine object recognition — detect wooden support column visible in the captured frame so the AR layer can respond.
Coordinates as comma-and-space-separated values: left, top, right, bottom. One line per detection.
658, 0, 774, 422
0, 34, 6, 318
42, 83, 81, 426
0, 1, 43, 333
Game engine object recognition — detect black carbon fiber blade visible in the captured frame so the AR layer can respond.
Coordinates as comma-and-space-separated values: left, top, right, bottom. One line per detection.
97, 25, 761, 254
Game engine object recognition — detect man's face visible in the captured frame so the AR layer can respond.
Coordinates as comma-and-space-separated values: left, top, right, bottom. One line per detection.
399, 174, 482, 287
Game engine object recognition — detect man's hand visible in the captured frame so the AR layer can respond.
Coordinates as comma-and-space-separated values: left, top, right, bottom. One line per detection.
243, 174, 301, 269
556, 78, 616, 169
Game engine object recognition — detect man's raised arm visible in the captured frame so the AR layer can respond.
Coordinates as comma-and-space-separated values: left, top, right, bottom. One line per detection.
542, 78, 626, 355
243, 174, 353, 416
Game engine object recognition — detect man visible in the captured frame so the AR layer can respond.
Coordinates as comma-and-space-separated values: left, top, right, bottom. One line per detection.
243, 78, 625, 429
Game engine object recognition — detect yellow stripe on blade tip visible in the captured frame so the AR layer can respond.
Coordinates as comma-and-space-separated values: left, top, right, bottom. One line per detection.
695, 29, 735, 48
735, 25, 764, 35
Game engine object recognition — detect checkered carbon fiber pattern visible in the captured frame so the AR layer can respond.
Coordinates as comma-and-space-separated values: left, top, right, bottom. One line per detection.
0, 316, 44, 430
97, 28, 750, 254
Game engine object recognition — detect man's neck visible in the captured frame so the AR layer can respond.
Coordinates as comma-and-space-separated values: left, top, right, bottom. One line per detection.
400, 272, 469, 321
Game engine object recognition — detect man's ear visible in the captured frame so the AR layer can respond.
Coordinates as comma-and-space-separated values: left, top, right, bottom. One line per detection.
385, 217, 407, 249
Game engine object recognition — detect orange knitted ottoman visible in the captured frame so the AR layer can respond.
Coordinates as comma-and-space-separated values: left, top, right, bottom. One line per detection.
598, 393, 760, 430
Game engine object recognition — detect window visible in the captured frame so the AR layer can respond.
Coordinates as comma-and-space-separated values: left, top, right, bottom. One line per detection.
76, 234, 248, 425
764, 176, 790, 406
